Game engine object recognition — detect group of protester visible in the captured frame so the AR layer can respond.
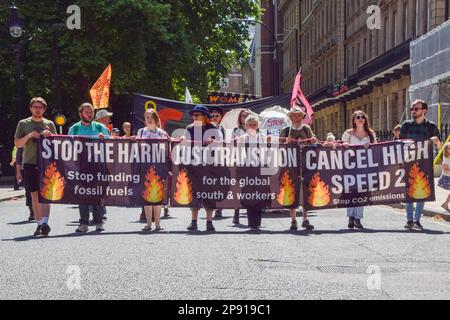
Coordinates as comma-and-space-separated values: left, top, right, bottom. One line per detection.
13, 96, 449, 237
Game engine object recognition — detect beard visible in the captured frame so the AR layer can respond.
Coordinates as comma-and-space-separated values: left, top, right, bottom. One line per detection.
81, 115, 93, 123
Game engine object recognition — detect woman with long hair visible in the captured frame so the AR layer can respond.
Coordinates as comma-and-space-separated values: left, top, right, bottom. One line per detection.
341, 110, 377, 229
137, 109, 169, 231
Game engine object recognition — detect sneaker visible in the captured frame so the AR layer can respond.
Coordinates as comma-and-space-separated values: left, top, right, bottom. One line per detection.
290, 220, 298, 231
354, 219, 364, 229
33, 225, 42, 237
249, 227, 260, 232
187, 222, 198, 231
206, 221, 216, 232
95, 224, 105, 232
214, 209, 223, 218
413, 221, 424, 230
76, 224, 89, 233
302, 219, 314, 230
28, 214, 35, 222
404, 221, 414, 230
348, 217, 355, 229
41, 223, 51, 236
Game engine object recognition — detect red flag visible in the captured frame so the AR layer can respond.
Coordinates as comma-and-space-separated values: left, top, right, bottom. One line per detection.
290, 71, 314, 125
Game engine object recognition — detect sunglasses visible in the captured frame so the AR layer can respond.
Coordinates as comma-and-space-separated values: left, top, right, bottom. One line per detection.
410, 107, 424, 112
355, 115, 365, 120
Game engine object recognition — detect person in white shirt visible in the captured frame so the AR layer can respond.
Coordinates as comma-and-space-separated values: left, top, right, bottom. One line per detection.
341, 110, 377, 229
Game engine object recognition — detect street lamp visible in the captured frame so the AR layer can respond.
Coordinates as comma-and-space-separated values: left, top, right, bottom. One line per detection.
228, 18, 279, 96
9, 3, 25, 122
9, 4, 22, 38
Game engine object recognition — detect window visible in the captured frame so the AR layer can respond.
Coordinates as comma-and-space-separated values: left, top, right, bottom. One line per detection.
392, 10, 397, 47
403, 3, 408, 41
384, 17, 389, 51
363, 38, 367, 62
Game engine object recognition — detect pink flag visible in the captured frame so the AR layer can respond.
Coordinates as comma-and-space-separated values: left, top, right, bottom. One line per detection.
290, 71, 314, 125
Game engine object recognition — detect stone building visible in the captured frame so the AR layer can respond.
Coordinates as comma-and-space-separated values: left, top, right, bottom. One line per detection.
277, 0, 450, 140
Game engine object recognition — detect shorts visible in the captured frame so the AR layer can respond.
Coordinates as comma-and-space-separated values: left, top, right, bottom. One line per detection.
23, 164, 40, 193
438, 175, 450, 191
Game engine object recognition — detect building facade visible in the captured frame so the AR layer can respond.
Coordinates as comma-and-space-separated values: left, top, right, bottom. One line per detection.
277, 0, 450, 140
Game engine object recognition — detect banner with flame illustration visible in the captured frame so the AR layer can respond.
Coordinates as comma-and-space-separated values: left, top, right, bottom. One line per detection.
38, 136, 170, 206
302, 140, 435, 211
170, 142, 301, 209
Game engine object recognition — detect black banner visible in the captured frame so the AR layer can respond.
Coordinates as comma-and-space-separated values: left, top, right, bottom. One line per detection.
170, 141, 301, 209
38, 136, 170, 206
302, 141, 436, 211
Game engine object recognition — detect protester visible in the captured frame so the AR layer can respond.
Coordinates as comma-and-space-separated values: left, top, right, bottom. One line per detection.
14, 97, 56, 236
111, 128, 121, 137
14, 147, 34, 222
438, 142, 450, 212
341, 111, 377, 229
95, 109, 113, 133
182, 105, 223, 231
231, 109, 251, 225
10, 146, 21, 190
69, 103, 110, 233
122, 122, 132, 137
209, 106, 226, 218
136, 109, 169, 231
400, 99, 442, 230
238, 115, 268, 231
279, 106, 317, 231
392, 124, 401, 140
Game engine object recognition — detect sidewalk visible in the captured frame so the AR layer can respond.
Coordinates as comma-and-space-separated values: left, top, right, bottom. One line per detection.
0, 185, 25, 202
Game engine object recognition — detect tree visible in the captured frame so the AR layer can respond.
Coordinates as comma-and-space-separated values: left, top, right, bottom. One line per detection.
0, 0, 260, 172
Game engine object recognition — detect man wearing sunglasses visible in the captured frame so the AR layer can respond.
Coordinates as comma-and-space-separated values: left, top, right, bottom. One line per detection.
400, 99, 442, 230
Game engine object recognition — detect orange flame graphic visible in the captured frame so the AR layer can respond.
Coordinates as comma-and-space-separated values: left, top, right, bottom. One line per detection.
277, 171, 295, 206
407, 163, 432, 200
174, 169, 193, 205
40, 162, 65, 201
307, 172, 331, 207
141, 167, 165, 203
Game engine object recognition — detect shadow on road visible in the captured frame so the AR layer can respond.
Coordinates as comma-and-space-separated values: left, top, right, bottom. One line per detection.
2, 228, 448, 242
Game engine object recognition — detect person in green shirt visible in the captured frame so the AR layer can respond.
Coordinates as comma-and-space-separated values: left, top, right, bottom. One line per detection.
68, 103, 110, 233
14, 97, 57, 237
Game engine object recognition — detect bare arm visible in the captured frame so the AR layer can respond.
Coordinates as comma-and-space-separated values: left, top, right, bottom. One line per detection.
14, 131, 40, 148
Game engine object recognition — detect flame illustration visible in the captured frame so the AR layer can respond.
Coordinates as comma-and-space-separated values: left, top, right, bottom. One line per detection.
174, 169, 193, 205
277, 171, 295, 206
141, 167, 165, 203
40, 162, 65, 201
307, 172, 331, 207
407, 163, 432, 200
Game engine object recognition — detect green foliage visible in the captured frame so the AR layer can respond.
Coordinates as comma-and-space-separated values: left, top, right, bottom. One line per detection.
0, 0, 260, 136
